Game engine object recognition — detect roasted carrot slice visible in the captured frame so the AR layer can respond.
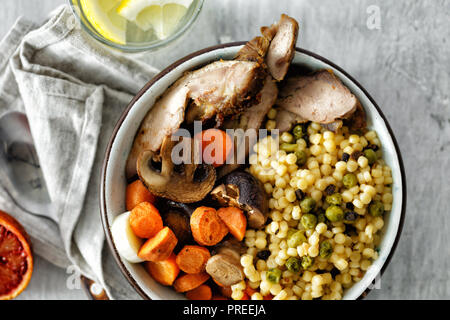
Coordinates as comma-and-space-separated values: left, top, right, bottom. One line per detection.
174, 273, 210, 292
176, 245, 211, 274
195, 129, 234, 167
138, 227, 178, 261
130, 202, 163, 238
217, 207, 247, 241
239, 292, 250, 300
190, 207, 228, 246
186, 284, 213, 300
244, 286, 257, 297
212, 277, 225, 287
145, 253, 180, 286
126, 180, 156, 211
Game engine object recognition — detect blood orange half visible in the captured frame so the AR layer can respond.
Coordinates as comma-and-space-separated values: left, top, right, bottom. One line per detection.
0, 210, 33, 300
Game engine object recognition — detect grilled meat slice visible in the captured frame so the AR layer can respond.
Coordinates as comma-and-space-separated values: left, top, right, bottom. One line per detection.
185, 60, 264, 125
219, 76, 278, 177
126, 60, 262, 178
277, 70, 359, 124
264, 14, 299, 81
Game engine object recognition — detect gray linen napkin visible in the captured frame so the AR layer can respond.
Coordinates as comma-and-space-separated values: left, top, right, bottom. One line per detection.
0, 5, 159, 299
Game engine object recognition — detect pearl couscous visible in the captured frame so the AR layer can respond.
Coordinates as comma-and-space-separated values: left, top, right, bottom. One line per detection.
233, 111, 393, 300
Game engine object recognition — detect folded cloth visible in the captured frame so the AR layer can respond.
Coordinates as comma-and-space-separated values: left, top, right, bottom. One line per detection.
0, 5, 159, 299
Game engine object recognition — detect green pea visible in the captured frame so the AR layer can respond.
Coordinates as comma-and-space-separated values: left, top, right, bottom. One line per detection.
287, 228, 297, 239
343, 173, 357, 189
285, 257, 301, 273
364, 149, 378, 165
295, 150, 307, 167
292, 125, 304, 140
287, 230, 307, 248
326, 193, 343, 205
369, 201, 385, 217
280, 143, 297, 152
267, 268, 282, 283
301, 256, 314, 270
300, 197, 316, 213
319, 241, 333, 259
301, 213, 317, 230
325, 205, 344, 222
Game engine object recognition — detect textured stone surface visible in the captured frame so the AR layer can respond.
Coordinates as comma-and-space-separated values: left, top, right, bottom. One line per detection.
1, 0, 449, 300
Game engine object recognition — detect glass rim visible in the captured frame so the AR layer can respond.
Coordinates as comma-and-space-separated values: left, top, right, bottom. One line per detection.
68, 0, 204, 52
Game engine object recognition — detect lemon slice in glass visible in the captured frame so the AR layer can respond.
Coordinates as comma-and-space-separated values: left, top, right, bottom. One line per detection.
81, 0, 126, 45
117, 0, 194, 40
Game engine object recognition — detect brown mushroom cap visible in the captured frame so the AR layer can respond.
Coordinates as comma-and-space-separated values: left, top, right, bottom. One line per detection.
205, 246, 245, 286
137, 137, 216, 203
211, 171, 268, 229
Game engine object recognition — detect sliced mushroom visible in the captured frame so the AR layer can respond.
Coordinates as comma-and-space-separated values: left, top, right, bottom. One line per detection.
211, 171, 268, 229
165, 200, 195, 216
277, 70, 360, 124
137, 137, 216, 203
205, 246, 244, 286
163, 210, 192, 250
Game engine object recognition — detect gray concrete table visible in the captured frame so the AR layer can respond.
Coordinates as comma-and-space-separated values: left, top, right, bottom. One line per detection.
1, 0, 449, 300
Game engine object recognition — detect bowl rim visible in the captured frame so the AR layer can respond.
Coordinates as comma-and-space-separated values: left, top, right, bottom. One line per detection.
99, 41, 407, 300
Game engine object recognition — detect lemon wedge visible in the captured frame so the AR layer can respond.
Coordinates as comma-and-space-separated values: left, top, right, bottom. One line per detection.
117, 0, 194, 39
81, 0, 126, 45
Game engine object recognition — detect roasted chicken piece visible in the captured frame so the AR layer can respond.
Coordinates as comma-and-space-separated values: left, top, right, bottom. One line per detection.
276, 70, 359, 125
126, 60, 262, 178
263, 14, 299, 81
184, 60, 264, 124
127, 14, 300, 181
218, 76, 278, 178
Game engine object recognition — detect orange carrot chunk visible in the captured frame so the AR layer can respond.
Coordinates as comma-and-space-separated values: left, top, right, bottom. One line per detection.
173, 273, 210, 292
212, 277, 225, 287
176, 245, 211, 274
239, 292, 250, 300
145, 253, 180, 286
217, 207, 247, 241
244, 286, 257, 297
186, 284, 213, 300
190, 207, 228, 246
126, 180, 156, 211
195, 129, 234, 168
138, 227, 178, 261
130, 202, 163, 238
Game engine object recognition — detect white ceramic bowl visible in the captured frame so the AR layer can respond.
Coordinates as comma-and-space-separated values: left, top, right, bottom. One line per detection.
100, 42, 407, 300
